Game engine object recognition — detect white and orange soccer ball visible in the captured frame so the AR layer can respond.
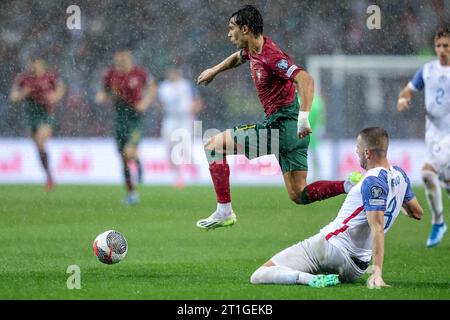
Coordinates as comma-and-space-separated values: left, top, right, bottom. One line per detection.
93, 230, 128, 264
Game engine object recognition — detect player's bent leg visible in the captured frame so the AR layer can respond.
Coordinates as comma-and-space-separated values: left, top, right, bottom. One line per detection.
250, 261, 339, 287
197, 130, 237, 230
122, 144, 140, 206
422, 163, 446, 247
251, 235, 340, 287
283, 170, 307, 204
34, 125, 54, 191
284, 170, 362, 205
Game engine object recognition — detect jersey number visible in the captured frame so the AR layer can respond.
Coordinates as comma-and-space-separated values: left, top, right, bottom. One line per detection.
384, 198, 397, 230
436, 88, 445, 105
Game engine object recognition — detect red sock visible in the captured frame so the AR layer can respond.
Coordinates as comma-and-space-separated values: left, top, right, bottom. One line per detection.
300, 181, 345, 204
209, 160, 231, 203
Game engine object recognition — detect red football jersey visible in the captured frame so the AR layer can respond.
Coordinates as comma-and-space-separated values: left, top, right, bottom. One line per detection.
104, 66, 151, 107
241, 36, 302, 117
16, 71, 58, 113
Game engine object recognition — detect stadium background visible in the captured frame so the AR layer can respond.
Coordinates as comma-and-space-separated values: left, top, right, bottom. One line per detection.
1, 0, 448, 185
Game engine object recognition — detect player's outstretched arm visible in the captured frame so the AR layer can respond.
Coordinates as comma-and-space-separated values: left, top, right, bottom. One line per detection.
367, 210, 391, 289
136, 80, 157, 113
401, 198, 423, 220
397, 85, 414, 112
47, 80, 66, 105
293, 70, 314, 138
9, 84, 31, 103
197, 51, 243, 86
95, 90, 109, 105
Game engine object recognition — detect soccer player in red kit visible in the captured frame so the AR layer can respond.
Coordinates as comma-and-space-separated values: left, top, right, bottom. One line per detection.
96, 50, 157, 205
10, 57, 66, 191
196, 5, 362, 229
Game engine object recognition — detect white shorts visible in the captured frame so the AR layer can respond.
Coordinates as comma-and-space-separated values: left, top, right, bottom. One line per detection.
270, 233, 367, 283
425, 134, 450, 181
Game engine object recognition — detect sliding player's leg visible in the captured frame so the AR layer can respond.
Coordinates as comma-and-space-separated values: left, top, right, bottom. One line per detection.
278, 119, 362, 205
250, 234, 340, 287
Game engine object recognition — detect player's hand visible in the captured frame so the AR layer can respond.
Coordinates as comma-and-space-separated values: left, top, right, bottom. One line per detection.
135, 100, 148, 114
95, 91, 108, 104
46, 92, 60, 105
197, 68, 216, 86
297, 111, 312, 139
397, 97, 411, 112
367, 274, 390, 289
11, 87, 31, 102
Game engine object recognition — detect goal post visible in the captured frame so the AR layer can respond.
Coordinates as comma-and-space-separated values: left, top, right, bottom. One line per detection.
305, 55, 434, 179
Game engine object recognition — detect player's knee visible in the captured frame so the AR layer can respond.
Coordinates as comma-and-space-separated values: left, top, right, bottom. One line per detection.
422, 170, 438, 188
287, 189, 304, 205
204, 136, 215, 151
250, 266, 266, 284
123, 146, 137, 161
289, 193, 302, 205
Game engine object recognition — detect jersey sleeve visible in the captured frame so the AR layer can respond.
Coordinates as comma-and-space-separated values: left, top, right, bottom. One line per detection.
361, 176, 388, 212
267, 51, 302, 81
49, 72, 58, 89
103, 69, 113, 92
142, 68, 153, 84
15, 73, 28, 88
408, 66, 424, 91
395, 166, 415, 203
240, 49, 249, 62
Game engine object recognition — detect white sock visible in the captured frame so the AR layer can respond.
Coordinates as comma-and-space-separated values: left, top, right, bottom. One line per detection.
215, 203, 232, 218
423, 170, 444, 224
250, 265, 314, 285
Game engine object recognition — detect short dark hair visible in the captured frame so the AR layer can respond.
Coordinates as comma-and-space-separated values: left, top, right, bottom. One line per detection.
358, 127, 389, 156
229, 5, 263, 36
435, 27, 450, 40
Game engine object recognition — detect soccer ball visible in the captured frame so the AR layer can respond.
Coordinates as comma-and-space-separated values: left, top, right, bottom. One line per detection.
93, 230, 128, 264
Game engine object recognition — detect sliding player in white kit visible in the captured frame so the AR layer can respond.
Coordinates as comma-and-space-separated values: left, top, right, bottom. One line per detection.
158, 67, 203, 188
250, 127, 423, 288
397, 27, 450, 248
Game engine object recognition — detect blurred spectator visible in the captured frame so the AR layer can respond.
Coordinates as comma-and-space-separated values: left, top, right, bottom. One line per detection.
0, 0, 448, 139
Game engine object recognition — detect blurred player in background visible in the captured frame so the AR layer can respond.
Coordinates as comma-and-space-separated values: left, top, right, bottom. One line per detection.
250, 127, 423, 288
157, 67, 203, 188
196, 5, 362, 230
10, 57, 66, 191
397, 27, 450, 247
96, 50, 157, 205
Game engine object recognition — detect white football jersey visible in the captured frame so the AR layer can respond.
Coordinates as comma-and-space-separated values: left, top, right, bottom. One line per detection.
158, 78, 196, 118
320, 166, 415, 262
408, 60, 450, 141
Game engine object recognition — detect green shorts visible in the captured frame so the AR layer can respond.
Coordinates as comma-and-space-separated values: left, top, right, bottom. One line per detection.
231, 100, 309, 174
25, 100, 54, 133
114, 102, 143, 152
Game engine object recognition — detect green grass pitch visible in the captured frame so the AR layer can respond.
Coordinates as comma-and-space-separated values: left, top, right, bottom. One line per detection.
0, 185, 449, 300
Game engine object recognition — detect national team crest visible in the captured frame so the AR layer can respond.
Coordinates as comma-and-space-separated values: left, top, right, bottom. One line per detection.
256, 69, 262, 81
276, 59, 289, 70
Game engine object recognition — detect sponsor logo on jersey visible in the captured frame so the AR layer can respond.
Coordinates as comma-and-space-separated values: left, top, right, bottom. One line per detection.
369, 198, 385, 206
